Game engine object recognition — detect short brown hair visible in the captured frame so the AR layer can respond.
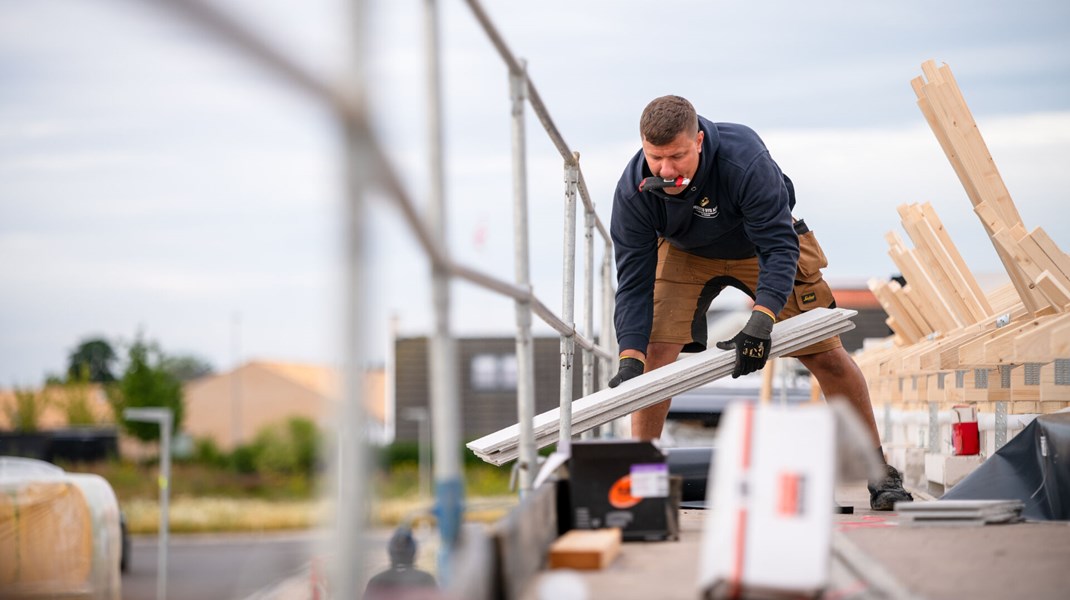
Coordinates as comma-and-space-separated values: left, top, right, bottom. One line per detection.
640, 96, 698, 145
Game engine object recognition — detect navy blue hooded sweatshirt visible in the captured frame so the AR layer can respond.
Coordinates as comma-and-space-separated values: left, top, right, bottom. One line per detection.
611, 116, 800, 354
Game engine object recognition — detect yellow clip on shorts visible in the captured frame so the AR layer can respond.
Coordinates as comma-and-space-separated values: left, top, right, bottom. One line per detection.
650, 224, 842, 357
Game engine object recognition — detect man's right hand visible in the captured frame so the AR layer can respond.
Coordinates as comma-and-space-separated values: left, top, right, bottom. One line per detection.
608, 357, 645, 388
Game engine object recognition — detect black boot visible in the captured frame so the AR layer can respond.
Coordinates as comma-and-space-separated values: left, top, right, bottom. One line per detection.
868, 463, 914, 511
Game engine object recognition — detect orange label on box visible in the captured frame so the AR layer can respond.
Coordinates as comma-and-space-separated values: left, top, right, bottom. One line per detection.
777, 472, 806, 516
608, 474, 642, 509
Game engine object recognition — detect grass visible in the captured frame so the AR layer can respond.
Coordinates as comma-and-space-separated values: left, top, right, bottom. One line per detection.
66, 458, 517, 534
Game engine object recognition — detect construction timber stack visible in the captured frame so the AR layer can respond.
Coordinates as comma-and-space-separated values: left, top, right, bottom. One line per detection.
855, 60, 1070, 489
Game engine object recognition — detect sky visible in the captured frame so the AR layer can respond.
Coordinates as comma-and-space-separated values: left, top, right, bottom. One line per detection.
2, 0, 1069, 386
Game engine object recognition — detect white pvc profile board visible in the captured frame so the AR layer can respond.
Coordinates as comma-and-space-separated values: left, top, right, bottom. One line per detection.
468, 307, 857, 465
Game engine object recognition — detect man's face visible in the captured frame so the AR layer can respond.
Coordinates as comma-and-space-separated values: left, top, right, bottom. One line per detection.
642, 129, 703, 195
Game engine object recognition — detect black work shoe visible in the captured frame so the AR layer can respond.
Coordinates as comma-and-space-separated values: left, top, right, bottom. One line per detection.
868, 464, 914, 511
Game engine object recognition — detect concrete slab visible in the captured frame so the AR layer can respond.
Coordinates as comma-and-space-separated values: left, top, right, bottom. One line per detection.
520, 482, 1070, 600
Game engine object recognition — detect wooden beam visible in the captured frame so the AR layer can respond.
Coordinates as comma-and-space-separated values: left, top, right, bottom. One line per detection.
885, 231, 963, 331
869, 278, 925, 344
548, 529, 622, 570
916, 62, 1024, 227
990, 227, 1050, 314
1012, 313, 1070, 362
1029, 227, 1070, 280
916, 202, 992, 319
898, 204, 977, 325
1034, 271, 1070, 312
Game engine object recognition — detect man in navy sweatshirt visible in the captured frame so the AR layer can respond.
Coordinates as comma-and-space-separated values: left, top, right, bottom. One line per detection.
608, 95, 912, 510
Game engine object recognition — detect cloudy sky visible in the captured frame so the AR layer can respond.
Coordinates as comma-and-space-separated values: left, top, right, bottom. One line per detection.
2, 0, 1069, 386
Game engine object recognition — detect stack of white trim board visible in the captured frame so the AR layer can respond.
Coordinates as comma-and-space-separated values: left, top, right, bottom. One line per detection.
467, 307, 857, 466
896, 500, 1024, 526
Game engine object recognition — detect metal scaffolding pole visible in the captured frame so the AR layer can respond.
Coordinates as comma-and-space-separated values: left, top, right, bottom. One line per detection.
510, 61, 537, 494
423, 0, 464, 573
601, 241, 617, 436
581, 155, 596, 404
558, 159, 579, 451
335, 2, 370, 596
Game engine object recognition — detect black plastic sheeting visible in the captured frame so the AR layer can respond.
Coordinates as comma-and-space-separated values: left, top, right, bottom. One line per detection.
942, 411, 1070, 521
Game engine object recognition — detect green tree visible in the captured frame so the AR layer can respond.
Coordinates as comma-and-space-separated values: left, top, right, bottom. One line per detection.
3, 388, 49, 431
67, 338, 118, 383
109, 337, 184, 442
61, 366, 97, 426
160, 354, 215, 382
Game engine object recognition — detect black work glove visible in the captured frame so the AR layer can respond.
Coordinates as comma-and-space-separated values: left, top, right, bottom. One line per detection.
608, 357, 645, 388
715, 310, 775, 378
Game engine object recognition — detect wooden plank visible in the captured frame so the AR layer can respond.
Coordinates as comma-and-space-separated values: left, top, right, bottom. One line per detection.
548, 529, 622, 570
869, 278, 924, 343
1019, 231, 1070, 291
986, 283, 1023, 315
975, 203, 1044, 313
1011, 312, 1070, 363
1035, 271, 1070, 311
919, 63, 1024, 227
893, 281, 937, 339
1009, 364, 1040, 402
915, 61, 1045, 314
990, 227, 1052, 315
1052, 319, 1070, 356
885, 231, 962, 331
1029, 227, 1070, 280
906, 202, 991, 321
977, 315, 1056, 365
898, 204, 977, 325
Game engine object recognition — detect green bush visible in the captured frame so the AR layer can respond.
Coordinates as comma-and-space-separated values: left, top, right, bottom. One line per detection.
4, 388, 48, 431
191, 437, 228, 468
229, 444, 259, 474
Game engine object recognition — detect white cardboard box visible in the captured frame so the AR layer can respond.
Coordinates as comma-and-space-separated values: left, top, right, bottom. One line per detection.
698, 403, 834, 597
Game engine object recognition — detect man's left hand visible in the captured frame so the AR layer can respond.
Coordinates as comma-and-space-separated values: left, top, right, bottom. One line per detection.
715, 310, 775, 378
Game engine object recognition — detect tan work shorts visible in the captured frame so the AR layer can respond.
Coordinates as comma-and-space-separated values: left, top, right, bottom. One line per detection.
651, 223, 842, 357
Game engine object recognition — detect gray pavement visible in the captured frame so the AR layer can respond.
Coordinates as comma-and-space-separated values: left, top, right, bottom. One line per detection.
122, 531, 321, 600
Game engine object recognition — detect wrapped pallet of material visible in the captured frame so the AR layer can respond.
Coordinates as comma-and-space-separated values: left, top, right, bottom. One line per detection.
0, 457, 121, 599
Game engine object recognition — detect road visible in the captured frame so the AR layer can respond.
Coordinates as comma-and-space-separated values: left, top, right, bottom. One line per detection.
122, 531, 321, 600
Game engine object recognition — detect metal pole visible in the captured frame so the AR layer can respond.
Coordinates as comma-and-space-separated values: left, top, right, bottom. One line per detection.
581, 156, 595, 404
331, 1, 370, 595
403, 407, 432, 500
423, 0, 464, 570
158, 413, 171, 600
558, 159, 578, 452
510, 61, 537, 494
123, 408, 172, 600
601, 243, 617, 436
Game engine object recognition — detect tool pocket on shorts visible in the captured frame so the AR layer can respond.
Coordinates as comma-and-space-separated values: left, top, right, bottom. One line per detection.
791, 279, 835, 312
795, 222, 828, 284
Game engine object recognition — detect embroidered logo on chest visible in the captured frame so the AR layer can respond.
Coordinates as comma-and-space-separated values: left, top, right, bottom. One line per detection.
693, 197, 718, 219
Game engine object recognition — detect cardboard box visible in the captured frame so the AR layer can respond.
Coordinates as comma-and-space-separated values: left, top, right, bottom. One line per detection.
698, 403, 834, 597
568, 440, 674, 541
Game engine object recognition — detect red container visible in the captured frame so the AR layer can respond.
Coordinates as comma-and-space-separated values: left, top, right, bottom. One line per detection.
952, 421, 979, 455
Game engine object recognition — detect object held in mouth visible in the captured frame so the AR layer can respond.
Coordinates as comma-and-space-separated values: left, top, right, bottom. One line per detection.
638, 176, 691, 192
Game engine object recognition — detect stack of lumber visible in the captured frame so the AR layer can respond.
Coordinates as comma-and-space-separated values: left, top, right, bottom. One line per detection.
853, 60, 1070, 418
468, 307, 858, 465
